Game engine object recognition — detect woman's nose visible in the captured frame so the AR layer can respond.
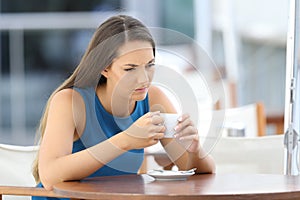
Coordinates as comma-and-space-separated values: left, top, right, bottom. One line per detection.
137, 68, 150, 83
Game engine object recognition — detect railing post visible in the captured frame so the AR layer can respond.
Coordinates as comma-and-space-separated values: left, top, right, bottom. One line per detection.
284, 0, 300, 176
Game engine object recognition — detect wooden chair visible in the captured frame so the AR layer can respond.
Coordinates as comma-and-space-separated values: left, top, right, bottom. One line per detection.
222, 102, 266, 137
0, 144, 69, 200
266, 109, 284, 134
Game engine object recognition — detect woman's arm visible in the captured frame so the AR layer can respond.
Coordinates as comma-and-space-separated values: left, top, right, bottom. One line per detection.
39, 89, 165, 190
38, 89, 127, 190
148, 85, 216, 174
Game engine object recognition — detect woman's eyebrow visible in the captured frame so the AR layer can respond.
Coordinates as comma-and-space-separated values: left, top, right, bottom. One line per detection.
123, 63, 139, 67
148, 58, 155, 63
123, 59, 155, 67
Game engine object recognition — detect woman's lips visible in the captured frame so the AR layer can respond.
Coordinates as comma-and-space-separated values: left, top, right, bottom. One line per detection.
135, 87, 148, 93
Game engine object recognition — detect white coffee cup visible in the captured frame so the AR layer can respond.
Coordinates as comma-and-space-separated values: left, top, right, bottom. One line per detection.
160, 113, 180, 138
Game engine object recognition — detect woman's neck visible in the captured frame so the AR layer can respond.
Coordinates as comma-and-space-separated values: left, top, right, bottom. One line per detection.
96, 85, 135, 117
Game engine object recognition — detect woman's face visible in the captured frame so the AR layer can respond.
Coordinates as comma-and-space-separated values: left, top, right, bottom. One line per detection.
103, 40, 155, 101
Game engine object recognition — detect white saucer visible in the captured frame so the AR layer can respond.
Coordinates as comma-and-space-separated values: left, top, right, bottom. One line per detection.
147, 170, 195, 181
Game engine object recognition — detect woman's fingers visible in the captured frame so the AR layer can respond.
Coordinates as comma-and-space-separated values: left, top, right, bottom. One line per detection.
175, 127, 197, 139
151, 114, 164, 125
152, 132, 165, 140
174, 114, 193, 132
175, 130, 200, 153
177, 131, 199, 141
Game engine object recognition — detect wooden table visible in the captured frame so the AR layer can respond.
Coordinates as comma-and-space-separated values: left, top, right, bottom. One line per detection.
53, 174, 300, 200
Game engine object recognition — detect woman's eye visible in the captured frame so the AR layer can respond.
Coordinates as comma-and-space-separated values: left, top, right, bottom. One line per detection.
147, 63, 155, 68
124, 68, 135, 71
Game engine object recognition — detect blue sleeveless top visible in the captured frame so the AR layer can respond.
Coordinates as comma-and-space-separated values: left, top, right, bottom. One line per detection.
33, 87, 149, 200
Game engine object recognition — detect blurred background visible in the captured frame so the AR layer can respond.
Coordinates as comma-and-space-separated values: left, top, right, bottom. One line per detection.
0, 0, 288, 145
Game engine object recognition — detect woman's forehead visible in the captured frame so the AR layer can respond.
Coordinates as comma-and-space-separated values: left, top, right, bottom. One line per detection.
115, 41, 154, 64
118, 41, 153, 55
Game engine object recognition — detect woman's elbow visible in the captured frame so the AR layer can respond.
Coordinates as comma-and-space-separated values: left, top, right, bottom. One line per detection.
39, 176, 54, 190
39, 166, 61, 190
199, 155, 216, 174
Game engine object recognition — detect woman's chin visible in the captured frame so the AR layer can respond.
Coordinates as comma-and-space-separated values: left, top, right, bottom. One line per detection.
131, 92, 147, 101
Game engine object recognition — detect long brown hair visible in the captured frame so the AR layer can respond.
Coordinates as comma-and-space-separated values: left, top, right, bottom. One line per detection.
32, 15, 155, 183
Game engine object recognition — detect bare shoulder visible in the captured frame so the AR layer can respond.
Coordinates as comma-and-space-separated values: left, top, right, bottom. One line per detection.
51, 88, 81, 104
49, 88, 85, 116
48, 88, 86, 137
148, 85, 169, 104
148, 85, 177, 113
148, 85, 165, 98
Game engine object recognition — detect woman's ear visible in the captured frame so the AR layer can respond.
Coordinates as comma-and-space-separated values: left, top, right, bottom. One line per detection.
101, 68, 109, 78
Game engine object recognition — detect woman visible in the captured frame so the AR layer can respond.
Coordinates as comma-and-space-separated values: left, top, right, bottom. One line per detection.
32, 15, 215, 200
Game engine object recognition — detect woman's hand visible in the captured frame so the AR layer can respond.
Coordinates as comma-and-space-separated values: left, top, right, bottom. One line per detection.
122, 111, 165, 150
173, 114, 200, 153
159, 113, 215, 173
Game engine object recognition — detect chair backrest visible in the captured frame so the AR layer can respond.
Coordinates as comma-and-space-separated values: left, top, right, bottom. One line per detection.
0, 144, 77, 200
210, 135, 284, 174
222, 102, 266, 137
0, 144, 38, 187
